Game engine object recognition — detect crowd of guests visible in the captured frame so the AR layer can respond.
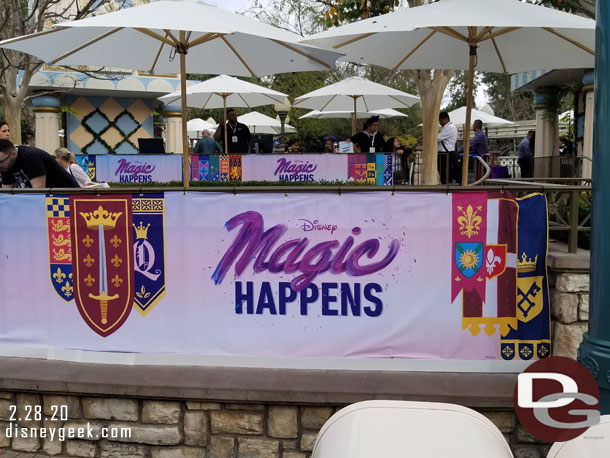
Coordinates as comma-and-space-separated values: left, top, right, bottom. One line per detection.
0, 119, 100, 189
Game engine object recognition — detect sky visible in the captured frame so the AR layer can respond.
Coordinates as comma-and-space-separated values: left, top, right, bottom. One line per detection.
206, 0, 259, 12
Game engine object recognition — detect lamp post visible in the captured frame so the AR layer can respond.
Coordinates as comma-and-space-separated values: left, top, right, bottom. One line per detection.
577, 0, 610, 415
274, 98, 291, 151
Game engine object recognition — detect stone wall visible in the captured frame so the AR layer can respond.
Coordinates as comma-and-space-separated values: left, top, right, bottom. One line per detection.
0, 393, 554, 458
547, 242, 590, 359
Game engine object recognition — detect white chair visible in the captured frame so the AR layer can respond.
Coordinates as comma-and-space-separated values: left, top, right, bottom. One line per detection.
312, 400, 514, 458
546, 415, 610, 458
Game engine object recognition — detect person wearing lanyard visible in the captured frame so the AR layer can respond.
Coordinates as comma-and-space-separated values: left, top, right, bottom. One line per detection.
213, 108, 251, 154
349, 115, 385, 153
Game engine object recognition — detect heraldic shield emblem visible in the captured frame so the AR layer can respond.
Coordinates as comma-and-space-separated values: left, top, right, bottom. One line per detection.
70, 196, 134, 337
46, 195, 74, 301
454, 242, 483, 279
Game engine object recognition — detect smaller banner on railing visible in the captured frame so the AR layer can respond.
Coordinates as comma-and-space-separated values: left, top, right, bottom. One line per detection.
76, 155, 183, 183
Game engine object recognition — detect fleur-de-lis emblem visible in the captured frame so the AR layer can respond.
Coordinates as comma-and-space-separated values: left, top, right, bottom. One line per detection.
111, 274, 123, 288
53, 267, 66, 284
83, 254, 95, 268
135, 285, 151, 299
457, 205, 482, 239
61, 281, 73, 298
82, 234, 94, 248
84, 274, 95, 287
111, 254, 123, 268
110, 234, 122, 248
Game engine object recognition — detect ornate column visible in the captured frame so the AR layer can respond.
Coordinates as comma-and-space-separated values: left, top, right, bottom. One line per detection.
581, 70, 595, 179
163, 106, 182, 154
533, 90, 559, 178
578, 1, 610, 414
32, 96, 61, 153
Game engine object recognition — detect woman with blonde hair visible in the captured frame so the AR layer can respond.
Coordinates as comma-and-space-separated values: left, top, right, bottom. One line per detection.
53, 147, 93, 187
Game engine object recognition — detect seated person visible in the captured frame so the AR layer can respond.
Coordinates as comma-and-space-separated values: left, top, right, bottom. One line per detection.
52, 147, 93, 187
286, 138, 300, 153
323, 136, 337, 152
350, 115, 385, 153
0, 139, 78, 188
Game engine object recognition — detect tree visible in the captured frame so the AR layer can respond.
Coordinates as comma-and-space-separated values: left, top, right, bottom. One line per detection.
318, 0, 453, 184
0, 0, 128, 144
481, 73, 534, 122
536, 0, 595, 18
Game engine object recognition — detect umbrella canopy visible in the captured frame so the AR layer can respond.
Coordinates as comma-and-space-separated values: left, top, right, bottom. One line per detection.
238, 111, 296, 135
447, 107, 513, 127
300, 108, 408, 119
304, 0, 594, 184
186, 118, 215, 137
0, 0, 341, 185
159, 75, 289, 152
159, 75, 287, 108
293, 76, 419, 134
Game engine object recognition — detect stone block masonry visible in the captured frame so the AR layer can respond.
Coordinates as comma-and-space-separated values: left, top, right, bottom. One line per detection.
0, 394, 552, 458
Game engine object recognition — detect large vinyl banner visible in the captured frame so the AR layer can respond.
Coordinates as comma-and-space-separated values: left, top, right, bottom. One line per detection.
0, 191, 549, 360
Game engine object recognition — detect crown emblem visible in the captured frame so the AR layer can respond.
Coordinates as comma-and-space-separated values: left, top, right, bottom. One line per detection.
88, 160, 95, 168
79, 205, 122, 229
133, 221, 150, 240
517, 252, 538, 273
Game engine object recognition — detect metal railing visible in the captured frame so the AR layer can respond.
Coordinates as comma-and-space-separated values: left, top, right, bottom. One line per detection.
486, 178, 591, 253
494, 155, 588, 180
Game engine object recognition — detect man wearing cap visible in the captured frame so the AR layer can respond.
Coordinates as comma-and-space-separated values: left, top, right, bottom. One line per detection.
349, 115, 386, 153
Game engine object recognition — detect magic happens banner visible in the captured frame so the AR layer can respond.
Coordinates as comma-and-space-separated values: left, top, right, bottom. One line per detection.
77, 153, 395, 184
0, 191, 549, 360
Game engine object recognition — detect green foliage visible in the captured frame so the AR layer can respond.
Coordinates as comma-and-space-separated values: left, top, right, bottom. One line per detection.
481, 73, 534, 121
443, 71, 480, 112
324, 0, 400, 26
107, 179, 376, 187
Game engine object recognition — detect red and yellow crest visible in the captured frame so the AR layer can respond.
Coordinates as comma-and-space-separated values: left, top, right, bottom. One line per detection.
70, 196, 134, 337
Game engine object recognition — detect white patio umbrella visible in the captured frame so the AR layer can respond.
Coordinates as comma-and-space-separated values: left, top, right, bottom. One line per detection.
447, 107, 513, 127
0, 0, 341, 186
300, 108, 407, 120
159, 75, 289, 153
186, 118, 215, 137
304, 0, 595, 185
238, 111, 296, 135
293, 76, 419, 134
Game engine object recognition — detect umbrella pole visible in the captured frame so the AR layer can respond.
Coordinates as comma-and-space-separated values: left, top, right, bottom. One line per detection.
178, 33, 189, 188
223, 94, 228, 155
352, 96, 358, 136
461, 43, 477, 187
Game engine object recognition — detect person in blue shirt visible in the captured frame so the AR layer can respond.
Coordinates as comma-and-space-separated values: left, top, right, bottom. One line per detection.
518, 130, 535, 178
193, 129, 222, 155
458, 119, 488, 156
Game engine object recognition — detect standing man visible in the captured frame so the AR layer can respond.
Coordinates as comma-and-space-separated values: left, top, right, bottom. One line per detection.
438, 111, 458, 183
350, 115, 386, 153
0, 139, 78, 188
518, 130, 535, 178
193, 129, 222, 155
214, 109, 251, 154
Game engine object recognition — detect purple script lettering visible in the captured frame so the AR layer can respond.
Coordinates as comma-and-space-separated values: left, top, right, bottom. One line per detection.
115, 159, 156, 176
212, 211, 399, 292
274, 158, 318, 177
